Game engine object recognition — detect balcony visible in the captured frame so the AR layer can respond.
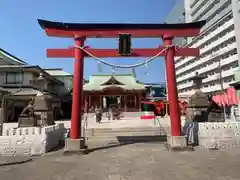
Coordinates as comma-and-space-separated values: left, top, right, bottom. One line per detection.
177, 52, 238, 78
177, 81, 194, 90
178, 80, 235, 95
192, 0, 219, 20
177, 67, 238, 92
199, 55, 237, 75
201, 81, 235, 93
178, 90, 195, 97
175, 18, 234, 68
194, 0, 228, 22
191, 0, 206, 13
202, 68, 236, 83
176, 44, 237, 80
200, 31, 235, 53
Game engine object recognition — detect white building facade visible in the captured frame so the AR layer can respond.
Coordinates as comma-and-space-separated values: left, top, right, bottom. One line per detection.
173, 0, 238, 96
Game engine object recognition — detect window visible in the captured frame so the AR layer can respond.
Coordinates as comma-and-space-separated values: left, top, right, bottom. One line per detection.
6, 72, 23, 84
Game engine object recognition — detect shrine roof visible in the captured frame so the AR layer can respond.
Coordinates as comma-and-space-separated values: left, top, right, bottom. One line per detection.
38, 19, 206, 31
83, 74, 145, 91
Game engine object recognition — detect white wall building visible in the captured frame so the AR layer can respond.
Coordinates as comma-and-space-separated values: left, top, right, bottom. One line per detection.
44, 68, 73, 94
174, 0, 238, 96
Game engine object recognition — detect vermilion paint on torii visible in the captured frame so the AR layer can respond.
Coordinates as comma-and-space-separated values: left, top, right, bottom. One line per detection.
38, 19, 206, 139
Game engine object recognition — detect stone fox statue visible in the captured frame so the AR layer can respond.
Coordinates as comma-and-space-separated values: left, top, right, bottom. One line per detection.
20, 100, 35, 117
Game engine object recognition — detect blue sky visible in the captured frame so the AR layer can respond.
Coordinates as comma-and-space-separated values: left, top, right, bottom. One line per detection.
0, 0, 176, 83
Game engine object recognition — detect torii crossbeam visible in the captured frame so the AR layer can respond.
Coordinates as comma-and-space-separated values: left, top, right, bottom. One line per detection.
38, 19, 205, 151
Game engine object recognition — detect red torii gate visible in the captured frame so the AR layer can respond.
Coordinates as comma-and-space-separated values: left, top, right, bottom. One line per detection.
38, 19, 205, 151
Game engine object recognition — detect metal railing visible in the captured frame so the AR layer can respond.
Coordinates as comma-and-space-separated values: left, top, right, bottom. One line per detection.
83, 113, 88, 142
154, 116, 168, 136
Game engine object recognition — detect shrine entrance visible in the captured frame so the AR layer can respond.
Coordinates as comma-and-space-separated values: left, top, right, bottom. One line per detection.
106, 96, 118, 107
38, 19, 205, 151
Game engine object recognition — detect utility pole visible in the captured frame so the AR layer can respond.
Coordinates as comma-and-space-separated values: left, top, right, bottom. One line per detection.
211, 52, 226, 121
218, 58, 227, 121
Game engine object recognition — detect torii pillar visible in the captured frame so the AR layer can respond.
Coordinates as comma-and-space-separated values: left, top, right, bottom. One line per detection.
70, 37, 85, 139
163, 35, 181, 136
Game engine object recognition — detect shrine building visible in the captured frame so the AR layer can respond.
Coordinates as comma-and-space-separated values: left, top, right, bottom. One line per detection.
83, 74, 146, 112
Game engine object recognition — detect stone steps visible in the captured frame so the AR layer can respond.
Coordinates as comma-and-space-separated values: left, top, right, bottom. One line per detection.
86, 131, 164, 137
86, 135, 167, 144
84, 126, 168, 143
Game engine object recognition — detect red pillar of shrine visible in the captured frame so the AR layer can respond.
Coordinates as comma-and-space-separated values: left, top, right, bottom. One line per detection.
138, 93, 142, 112
70, 37, 85, 139
163, 35, 181, 136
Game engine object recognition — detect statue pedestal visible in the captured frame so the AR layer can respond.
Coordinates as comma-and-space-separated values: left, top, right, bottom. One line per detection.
34, 92, 55, 126
186, 107, 208, 122
187, 90, 209, 122
18, 116, 37, 127
208, 112, 224, 122
35, 110, 55, 126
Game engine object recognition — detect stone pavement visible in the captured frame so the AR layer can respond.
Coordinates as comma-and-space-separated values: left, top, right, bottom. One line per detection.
0, 156, 32, 166
1, 142, 240, 179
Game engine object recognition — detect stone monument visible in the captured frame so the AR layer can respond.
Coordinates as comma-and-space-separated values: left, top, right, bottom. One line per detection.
182, 72, 208, 146
186, 72, 209, 122
34, 73, 55, 126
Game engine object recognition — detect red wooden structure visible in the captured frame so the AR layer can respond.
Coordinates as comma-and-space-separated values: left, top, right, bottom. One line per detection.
38, 19, 205, 141
141, 100, 188, 117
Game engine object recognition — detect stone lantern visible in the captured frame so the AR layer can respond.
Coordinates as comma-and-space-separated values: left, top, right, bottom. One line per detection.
186, 72, 209, 122
34, 73, 55, 126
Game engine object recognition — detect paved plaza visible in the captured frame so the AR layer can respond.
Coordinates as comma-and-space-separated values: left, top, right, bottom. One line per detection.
1, 142, 240, 180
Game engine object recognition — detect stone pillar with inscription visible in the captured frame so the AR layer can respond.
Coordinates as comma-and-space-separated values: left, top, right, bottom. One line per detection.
34, 73, 55, 126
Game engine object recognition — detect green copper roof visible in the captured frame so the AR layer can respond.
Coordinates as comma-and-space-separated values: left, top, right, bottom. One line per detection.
83, 74, 145, 91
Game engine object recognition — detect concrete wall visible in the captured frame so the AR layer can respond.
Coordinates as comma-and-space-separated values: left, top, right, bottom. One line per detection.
0, 123, 64, 156
198, 122, 240, 148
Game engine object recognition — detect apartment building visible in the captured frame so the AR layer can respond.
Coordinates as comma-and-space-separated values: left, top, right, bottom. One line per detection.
169, 0, 238, 96
231, 0, 240, 61
164, 0, 187, 47
164, 0, 187, 99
